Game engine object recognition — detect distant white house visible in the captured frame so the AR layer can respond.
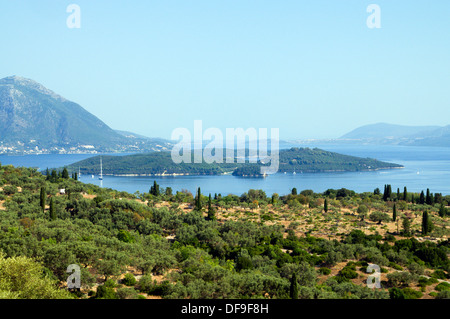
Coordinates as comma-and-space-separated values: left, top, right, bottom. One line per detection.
59, 189, 65, 194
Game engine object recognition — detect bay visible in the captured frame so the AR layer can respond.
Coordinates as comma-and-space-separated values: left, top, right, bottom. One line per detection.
1, 144, 449, 196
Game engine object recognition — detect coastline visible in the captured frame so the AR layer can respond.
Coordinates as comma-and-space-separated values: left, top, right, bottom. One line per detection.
99, 166, 405, 177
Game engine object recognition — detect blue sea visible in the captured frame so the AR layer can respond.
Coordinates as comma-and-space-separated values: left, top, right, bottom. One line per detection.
1, 144, 449, 196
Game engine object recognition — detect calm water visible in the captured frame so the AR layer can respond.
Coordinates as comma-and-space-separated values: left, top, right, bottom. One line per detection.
1, 144, 450, 196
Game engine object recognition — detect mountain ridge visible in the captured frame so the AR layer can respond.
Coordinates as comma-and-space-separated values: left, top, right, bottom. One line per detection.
0, 76, 172, 154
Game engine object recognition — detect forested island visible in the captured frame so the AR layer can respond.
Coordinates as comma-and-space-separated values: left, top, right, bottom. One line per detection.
63, 147, 403, 177
0, 163, 448, 299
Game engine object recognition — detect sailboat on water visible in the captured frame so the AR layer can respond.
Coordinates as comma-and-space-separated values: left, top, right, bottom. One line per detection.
99, 157, 103, 180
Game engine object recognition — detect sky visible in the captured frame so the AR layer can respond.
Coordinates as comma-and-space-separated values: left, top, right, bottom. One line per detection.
1, 1, 449, 140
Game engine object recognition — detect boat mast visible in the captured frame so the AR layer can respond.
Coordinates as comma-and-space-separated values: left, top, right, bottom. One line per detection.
99, 157, 103, 180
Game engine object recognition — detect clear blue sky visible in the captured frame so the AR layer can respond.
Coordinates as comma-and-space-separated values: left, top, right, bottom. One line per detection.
1, 1, 449, 140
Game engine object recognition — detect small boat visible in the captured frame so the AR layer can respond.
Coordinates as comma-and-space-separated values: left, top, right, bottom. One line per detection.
91, 175, 94, 179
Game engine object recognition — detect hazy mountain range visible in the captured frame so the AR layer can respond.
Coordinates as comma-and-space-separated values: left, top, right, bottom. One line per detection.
338, 123, 450, 147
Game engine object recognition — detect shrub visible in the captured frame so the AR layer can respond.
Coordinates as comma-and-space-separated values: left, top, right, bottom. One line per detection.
236, 256, 253, 271
384, 234, 396, 242
95, 285, 118, 299
319, 267, 331, 275
387, 272, 415, 288
2, 185, 17, 196
431, 269, 448, 280
122, 273, 137, 286
402, 287, 422, 299
118, 230, 136, 243
388, 262, 403, 271
137, 275, 154, 293
435, 282, 450, 292
0, 252, 72, 299
418, 276, 438, 287
389, 287, 406, 299
436, 290, 450, 299
117, 287, 139, 299
104, 278, 118, 288
336, 264, 358, 282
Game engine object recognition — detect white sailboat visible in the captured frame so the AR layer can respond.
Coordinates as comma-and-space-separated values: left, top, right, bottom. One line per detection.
99, 157, 103, 180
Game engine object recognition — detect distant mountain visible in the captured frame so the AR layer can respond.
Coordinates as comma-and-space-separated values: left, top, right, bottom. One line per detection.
340, 123, 441, 140
339, 123, 450, 147
64, 147, 403, 176
0, 76, 172, 153
403, 125, 450, 147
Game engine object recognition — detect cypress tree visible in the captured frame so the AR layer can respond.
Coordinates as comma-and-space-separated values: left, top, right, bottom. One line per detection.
45, 168, 50, 180
434, 193, 442, 204
49, 197, 56, 221
397, 188, 400, 201
426, 189, 432, 205
422, 211, 430, 235
383, 184, 392, 201
207, 193, 216, 220
403, 187, 408, 201
419, 191, 425, 204
150, 181, 160, 196
290, 273, 298, 299
40, 187, 46, 211
324, 198, 328, 213
195, 187, 202, 210
439, 203, 446, 218
51, 170, 57, 183
402, 217, 411, 237
393, 203, 397, 222
62, 167, 69, 179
